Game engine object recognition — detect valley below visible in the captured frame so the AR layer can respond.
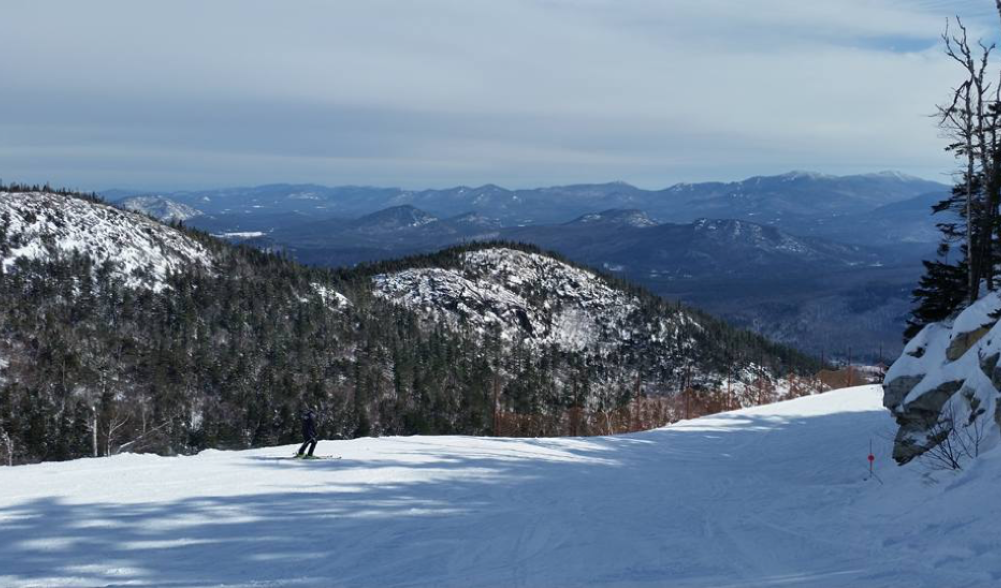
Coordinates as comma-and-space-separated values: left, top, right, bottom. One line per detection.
117, 171, 944, 360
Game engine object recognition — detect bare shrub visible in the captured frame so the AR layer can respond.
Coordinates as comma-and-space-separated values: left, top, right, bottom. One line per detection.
920, 397, 988, 471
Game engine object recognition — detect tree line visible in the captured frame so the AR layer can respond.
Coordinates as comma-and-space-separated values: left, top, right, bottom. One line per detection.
910, 6, 1001, 338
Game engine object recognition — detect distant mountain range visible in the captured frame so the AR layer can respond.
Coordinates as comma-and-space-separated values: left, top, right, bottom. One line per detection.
506, 214, 887, 278
108, 171, 953, 358
216, 205, 888, 275
107, 170, 947, 244
802, 191, 946, 246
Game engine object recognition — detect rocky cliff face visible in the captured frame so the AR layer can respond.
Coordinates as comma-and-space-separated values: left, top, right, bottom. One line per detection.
883, 293, 1001, 464
373, 247, 686, 353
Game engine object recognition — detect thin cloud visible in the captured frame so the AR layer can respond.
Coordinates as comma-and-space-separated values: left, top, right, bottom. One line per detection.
0, 0, 995, 190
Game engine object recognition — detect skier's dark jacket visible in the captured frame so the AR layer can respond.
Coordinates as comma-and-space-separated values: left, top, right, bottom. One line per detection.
302, 410, 317, 440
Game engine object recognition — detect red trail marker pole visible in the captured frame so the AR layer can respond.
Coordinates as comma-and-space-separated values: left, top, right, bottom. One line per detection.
868, 439, 875, 476
866, 439, 883, 484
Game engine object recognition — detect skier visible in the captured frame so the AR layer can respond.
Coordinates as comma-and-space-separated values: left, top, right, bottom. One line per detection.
296, 408, 318, 458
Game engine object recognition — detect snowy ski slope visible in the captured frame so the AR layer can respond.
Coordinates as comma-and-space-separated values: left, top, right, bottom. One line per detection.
2, 386, 999, 587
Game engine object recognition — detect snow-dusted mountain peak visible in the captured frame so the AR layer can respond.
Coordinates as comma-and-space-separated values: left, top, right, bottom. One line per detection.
373, 247, 693, 353
861, 170, 925, 181
1, 192, 213, 291
352, 205, 438, 232
117, 195, 204, 223
775, 170, 837, 182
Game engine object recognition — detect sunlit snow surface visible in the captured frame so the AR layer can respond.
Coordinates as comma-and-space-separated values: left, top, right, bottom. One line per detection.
2, 386, 998, 587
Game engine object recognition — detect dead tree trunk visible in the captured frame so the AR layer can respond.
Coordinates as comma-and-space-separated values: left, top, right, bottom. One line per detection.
91, 406, 99, 458
0, 428, 13, 466
942, 18, 993, 303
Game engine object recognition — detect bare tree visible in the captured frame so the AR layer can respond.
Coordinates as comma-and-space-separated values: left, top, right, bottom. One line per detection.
91, 405, 99, 458
954, 393, 988, 460
941, 17, 995, 301
105, 415, 129, 457
0, 427, 13, 466
115, 420, 171, 455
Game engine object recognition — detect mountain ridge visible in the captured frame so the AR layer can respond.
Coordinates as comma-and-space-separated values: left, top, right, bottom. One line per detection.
107, 170, 947, 231
0, 189, 821, 466
203, 199, 921, 358
1, 191, 214, 291
118, 195, 205, 223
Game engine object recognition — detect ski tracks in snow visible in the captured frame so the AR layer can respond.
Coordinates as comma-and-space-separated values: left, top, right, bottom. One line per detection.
2, 386, 997, 587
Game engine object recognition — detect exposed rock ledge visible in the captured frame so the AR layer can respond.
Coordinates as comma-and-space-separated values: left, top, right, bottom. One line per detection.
883, 293, 1001, 464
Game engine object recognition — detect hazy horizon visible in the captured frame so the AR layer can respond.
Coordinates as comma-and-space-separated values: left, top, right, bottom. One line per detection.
92, 169, 948, 197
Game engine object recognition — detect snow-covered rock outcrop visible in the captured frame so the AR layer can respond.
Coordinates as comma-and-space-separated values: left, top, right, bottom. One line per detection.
371, 246, 814, 402
373, 248, 695, 354
308, 282, 352, 310
884, 293, 1001, 464
117, 195, 204, 223
1, 192, 213, 291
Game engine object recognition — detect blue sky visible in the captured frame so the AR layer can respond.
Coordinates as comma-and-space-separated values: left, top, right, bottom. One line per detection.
1, 0, 998, 191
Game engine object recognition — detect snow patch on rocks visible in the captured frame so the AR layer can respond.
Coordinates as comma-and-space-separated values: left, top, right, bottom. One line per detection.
1, 192, 213, 291
117, 195, 203, 223
373, 247, 691, 354
310, 283, 352, 310
884, 292, 1001, 464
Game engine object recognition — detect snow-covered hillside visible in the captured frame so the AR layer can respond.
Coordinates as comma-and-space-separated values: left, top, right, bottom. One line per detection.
692, 218, 817, 257
568, 209, 658, 228
374, 247, 693, 352
353, 205, 438, 233
2, 386, 996, 587
117, 195, 204, 223
0, 192, 213, 291
371, 246, 812, 400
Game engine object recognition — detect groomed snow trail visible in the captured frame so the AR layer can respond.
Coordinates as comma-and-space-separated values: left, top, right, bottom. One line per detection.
2, 386, 999, 587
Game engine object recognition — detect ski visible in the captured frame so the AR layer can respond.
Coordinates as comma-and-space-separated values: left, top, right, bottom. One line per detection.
290, 454, 342, 460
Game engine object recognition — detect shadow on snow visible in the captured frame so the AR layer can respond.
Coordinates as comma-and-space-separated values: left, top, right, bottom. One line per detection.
0, 406, 893, 587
